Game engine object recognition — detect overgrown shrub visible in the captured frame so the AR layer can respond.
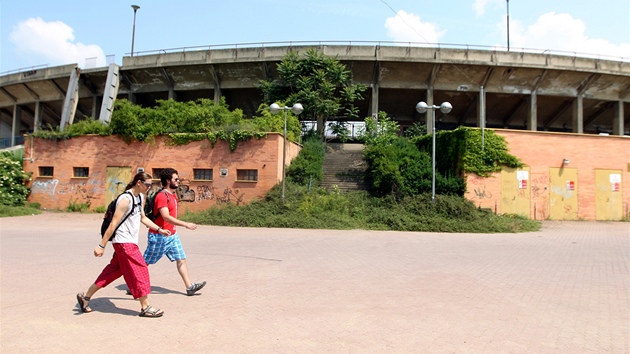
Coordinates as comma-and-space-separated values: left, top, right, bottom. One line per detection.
182, 183, 541, 233
412, 127, 522, 177
32, 98, 302, 152
286, 136, 325, 186
0, 151, 31, 206
33, 118, 112, 140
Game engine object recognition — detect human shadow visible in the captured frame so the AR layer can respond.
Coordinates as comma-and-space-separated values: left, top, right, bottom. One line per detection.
113, 284, 185, 296
73, 285, 182, 316
73, 297, 139, 316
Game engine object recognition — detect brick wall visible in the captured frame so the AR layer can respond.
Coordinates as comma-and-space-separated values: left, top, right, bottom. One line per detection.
23, 134, 300, 212
465, 129, 630, 220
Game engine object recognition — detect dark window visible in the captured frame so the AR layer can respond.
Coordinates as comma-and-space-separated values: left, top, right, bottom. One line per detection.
236, 169, 258, 181
39, 166, 54, 177
152, 168, 165, 180
193, 168, 213, 181
73, 167, 89, 178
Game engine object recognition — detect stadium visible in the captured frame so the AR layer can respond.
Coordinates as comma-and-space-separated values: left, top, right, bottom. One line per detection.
0, 42, 628, 220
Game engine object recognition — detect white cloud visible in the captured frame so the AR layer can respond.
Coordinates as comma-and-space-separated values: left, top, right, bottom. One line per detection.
473, 0, 504, 17
9, 17, 106, 68
505, 12, 630, 59
384, 10, 446, 44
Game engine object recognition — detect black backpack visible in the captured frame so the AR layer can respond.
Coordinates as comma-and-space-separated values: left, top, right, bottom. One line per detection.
100, 191, 135, 241
144, 188, 169, 222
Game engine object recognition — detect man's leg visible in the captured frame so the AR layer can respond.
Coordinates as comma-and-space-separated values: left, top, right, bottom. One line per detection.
176, 259, 192, 288
167, 234, 206, 296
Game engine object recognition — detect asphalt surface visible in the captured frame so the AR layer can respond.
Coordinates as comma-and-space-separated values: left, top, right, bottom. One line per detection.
1, 212, 628, 353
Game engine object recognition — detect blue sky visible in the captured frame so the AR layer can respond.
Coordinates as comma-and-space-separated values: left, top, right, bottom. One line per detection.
1, 0, 629, 73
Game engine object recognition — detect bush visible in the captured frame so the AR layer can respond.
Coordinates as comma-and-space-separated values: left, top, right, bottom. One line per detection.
286, 137, 325, 186
364, 137, 465, 198
0, 152, 31, 206
182, 182, 541, 233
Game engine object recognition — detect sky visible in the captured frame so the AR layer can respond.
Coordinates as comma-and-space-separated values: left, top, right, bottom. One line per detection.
1, 0, 629, 73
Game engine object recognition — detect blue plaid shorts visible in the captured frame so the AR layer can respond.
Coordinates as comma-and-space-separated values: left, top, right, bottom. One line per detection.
143, 232, 186, 264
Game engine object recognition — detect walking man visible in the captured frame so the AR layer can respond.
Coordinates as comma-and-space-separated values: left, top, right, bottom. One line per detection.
145, 167, 206, 296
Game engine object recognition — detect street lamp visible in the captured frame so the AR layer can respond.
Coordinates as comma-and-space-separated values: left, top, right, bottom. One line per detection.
131, 5, 140, 56
506, 0, 510, 51
415, 101, 452, 202
269, 102, 304, 199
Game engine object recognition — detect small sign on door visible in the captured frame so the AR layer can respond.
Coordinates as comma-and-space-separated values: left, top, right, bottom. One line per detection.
566, 181, 575, 190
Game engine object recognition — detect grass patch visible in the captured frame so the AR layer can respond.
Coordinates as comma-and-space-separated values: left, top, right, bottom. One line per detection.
0, 205, 43, 217
182, 183, 541, 233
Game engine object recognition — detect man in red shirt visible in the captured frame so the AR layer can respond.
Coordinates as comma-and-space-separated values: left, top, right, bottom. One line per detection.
144, 167, 206, 296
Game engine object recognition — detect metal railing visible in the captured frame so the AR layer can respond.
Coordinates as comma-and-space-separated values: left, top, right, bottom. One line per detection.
3, 40, 628, 76
128, 40, 630, 63
0, 136, 25, 149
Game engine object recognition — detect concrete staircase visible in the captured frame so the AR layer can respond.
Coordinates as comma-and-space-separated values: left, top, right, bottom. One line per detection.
321, 143, 371, 191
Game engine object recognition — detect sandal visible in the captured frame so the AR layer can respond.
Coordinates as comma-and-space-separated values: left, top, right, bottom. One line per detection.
76, 293, 92, 313
139, 305, 164, 318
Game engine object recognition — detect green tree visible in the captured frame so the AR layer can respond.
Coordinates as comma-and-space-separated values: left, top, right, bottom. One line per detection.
259, 49, 367, 140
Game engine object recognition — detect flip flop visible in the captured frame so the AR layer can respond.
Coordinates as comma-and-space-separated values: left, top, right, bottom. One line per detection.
76, 293, 92, 313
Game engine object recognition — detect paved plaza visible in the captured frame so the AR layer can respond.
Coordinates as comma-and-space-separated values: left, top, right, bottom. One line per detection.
1, 212, 628, 353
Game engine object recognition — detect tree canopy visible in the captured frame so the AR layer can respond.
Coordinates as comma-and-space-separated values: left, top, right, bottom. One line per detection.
259, 48, 367, 139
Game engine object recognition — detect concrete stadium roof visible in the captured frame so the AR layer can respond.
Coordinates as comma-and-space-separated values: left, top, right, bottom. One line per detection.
1, 43, 629, 138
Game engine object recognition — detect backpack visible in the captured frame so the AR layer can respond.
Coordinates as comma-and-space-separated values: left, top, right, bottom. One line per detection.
144, 188, 169, 222
100, 191, 135, 241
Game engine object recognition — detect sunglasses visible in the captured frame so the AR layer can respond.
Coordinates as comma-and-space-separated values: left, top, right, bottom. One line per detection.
143, 181, 153, 187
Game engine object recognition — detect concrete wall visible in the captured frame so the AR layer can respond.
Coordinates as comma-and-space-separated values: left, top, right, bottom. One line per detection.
465, 130, 630, 220
23, 133, 300, 212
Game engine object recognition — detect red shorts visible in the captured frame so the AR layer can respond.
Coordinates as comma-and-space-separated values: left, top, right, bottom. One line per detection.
94, 243, 151, 299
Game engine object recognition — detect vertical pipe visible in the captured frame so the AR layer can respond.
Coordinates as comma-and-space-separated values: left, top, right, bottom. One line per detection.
431, 109, 436, 202
282, 110, 287, 199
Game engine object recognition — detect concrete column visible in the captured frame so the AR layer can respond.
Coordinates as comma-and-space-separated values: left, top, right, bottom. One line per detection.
528, 92, 538, 131
168, 89, 177, 101
213, 84, 222, 104
370, 83, 379, 118
12, 105, 21, 147
572, 95, 584, 134
128, 92, 136, 104
426, 88, 434, 133
477, 87, 486, 129
613, 101, 624, 136
34, 101, 42, 132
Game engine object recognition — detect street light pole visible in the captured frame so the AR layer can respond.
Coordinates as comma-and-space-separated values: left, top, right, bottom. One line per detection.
415, 101, 452, 202
131, 5, 140, 56
269, 103, 304, 199
506, 0, 510, 51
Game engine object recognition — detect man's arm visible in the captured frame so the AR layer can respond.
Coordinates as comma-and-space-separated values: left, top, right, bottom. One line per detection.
158, 204, 197, 230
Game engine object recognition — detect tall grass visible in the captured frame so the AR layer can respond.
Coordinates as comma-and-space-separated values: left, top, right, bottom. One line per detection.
182, 182, 541, 233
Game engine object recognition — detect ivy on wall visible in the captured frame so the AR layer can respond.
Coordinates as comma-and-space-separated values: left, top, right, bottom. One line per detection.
32, 99, 299, 152
412, 127, 523, 177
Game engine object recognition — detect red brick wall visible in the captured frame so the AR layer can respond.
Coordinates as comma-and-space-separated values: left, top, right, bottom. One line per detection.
465, 129, 630, 220
23, 134, 300, 212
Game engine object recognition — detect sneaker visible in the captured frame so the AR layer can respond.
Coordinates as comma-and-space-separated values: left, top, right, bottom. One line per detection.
186, 281, 206, 296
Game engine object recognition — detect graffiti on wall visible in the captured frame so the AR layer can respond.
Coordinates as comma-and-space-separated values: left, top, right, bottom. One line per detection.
193, 185, 244, 205
473, 185, 493, 199
30, 178, 105, 204
31, 179, 59, 195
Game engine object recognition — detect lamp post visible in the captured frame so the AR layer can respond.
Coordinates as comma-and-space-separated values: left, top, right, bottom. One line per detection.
269, 103, 304, 199
415, 101, 452, 201
131, 5, 140, 56
506, 0, 510, 51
